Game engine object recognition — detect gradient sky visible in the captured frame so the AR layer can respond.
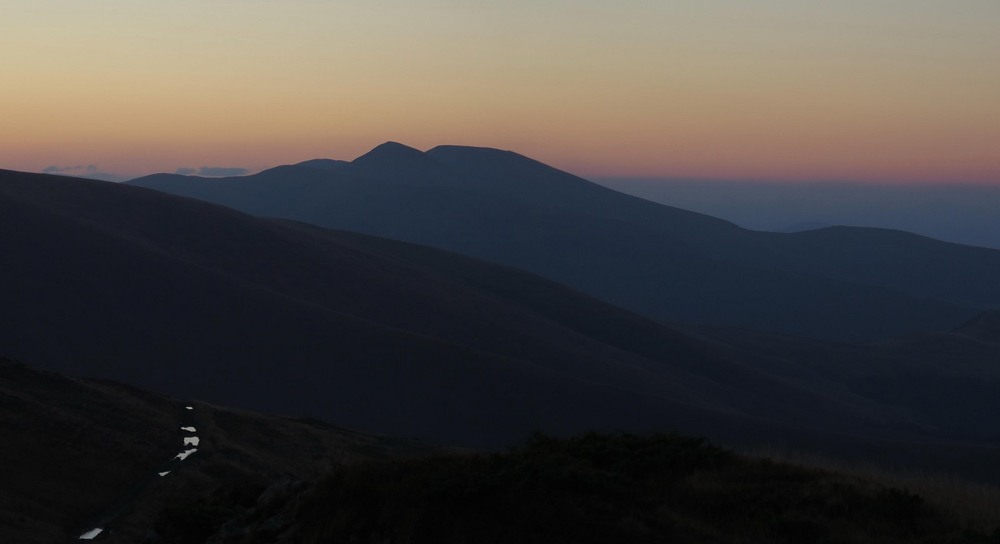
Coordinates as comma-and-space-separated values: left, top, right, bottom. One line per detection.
3, 1, 998, 182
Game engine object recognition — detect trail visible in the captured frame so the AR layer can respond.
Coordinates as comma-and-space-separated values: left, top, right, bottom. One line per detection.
73, 403, 201, 541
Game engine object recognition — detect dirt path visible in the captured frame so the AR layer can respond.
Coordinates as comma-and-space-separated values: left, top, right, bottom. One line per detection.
73, 403, 201, 541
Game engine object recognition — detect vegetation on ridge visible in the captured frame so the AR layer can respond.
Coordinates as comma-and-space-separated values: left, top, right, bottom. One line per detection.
153, 433, 1000, 543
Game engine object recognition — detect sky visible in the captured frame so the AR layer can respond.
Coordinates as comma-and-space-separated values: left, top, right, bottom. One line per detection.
2, 1, 998, 183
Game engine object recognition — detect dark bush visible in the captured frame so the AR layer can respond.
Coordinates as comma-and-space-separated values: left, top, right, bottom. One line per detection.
159, 433, 997, 543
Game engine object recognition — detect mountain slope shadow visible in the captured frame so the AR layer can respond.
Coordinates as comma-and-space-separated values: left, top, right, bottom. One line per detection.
4, 168, 999, 478
0, 169, 875, 451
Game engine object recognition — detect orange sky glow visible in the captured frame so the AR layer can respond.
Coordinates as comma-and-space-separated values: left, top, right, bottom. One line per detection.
2, 1, 998, 183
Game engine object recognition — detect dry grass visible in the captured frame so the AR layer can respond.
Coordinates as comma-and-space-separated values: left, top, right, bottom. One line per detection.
740, 444, 1000, 533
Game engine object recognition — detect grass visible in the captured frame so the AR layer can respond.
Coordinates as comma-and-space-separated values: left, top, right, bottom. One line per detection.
741, 444, 1000, 534
152, 432, 1000, 543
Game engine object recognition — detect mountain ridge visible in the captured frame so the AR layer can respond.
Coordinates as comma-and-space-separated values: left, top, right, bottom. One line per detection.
128, 143, 1000, 341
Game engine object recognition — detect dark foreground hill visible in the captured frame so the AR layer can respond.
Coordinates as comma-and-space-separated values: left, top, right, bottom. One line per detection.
129, 142, 1000, 342
4, 359, 998, 543
4, 168, 1000, 475
148, 433, 1000, 544
0, 357, 428, 543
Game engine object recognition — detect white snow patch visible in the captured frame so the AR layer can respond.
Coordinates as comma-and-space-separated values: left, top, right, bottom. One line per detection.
79, 527, 103, 539
180, 426, 196, 432
158, 471, 170, 477
185, 406, 194, 410
183, 436, 200, 447
174, 448, 198, 461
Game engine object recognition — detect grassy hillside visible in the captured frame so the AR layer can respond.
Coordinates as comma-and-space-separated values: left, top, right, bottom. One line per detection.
11, 167, 972, 454
156, 433, 1000, 544
6, 356, 1000, 543
0, 357, 436, 543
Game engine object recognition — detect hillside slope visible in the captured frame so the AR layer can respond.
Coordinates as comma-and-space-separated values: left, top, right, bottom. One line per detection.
5, 168, 1000, 470
0, 357, 420, 543
6, 361, 998, 543
1, 169, 875, 450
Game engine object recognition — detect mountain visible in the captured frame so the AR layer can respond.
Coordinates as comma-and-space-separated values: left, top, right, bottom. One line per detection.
0, 167, 996, 454
0, 168, 880, 451
129, 142, 1000, 342
5, 168, 1000, 476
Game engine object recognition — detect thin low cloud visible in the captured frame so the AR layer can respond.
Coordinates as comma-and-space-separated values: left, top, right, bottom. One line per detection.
43, 164, 99, 175
42, 164, 127, 182
175, 166, 249, 177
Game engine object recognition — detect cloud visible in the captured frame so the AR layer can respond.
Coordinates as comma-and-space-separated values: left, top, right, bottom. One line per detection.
43, 164, 97, 175
41, 164, 127, 182
173, 166, 250, 177
196, 167, 249, 177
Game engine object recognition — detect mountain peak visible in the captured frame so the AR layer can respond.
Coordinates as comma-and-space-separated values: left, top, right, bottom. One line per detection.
427, 144, 517, 160
350, 141, 451, 182
295, 158, 351, 173
426, 145, 550, 173
354, 141, 425, 164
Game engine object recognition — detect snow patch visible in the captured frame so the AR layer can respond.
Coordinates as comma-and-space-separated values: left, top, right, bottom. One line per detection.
174, 448, 198, 461
79, 527, 103, 539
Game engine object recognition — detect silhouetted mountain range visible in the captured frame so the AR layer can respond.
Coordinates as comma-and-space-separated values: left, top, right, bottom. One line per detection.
4, 168, 1000, 473
129, 142, 1000, 341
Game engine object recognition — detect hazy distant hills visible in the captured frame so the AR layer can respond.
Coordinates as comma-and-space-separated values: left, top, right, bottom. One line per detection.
595, 177, 1000, 250
129, 142, 1000, 341
5, 168, 1000, 462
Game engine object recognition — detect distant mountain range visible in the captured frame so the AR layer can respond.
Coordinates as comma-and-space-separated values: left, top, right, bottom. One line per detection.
129, 142, 1000, 342
4, 167, 1000, 471
594, 177, 1000, 250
